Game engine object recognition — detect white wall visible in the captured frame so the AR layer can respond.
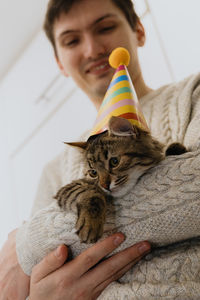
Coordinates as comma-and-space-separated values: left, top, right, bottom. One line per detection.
0, 0, 49, 80
0, 0, 200, 247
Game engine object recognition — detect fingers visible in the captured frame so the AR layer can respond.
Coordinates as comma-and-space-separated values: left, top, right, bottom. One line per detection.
94, 260, 138, 298
94, 254, 145, 296
60, 233, 125, 279
31, 244, 68, 283
83, 241, 151, 289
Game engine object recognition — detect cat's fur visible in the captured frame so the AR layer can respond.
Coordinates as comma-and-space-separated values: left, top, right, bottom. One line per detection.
54, 116, 187, 243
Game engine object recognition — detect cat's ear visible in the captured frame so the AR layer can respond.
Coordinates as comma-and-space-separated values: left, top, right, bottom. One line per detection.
64, 141, 87, 150
108, 116, 138, 137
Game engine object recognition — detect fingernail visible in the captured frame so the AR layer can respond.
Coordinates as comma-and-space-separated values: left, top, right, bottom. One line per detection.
113, 234, 125, 246
138, 242, 151, 255
55, 246, 62, 258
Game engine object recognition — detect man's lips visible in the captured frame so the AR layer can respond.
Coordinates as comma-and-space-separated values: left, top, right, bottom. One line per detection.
86, 60, 110, 76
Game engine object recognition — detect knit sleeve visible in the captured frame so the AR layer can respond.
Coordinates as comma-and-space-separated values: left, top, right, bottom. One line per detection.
16, 147, 200, 276
30, 153, 65, 216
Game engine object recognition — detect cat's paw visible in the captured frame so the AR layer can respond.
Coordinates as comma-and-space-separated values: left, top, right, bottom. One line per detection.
76, 214, 104, 243
76, 196, 106, 243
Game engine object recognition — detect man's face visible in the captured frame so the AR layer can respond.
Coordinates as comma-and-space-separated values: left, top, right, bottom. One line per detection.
54, 0, 144, 107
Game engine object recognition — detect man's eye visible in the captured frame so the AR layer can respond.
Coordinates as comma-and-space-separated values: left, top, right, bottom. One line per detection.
88, 169, 98, 178
100, 26, 116, 33
109, 157, 120, 168
64, 39, 79, 47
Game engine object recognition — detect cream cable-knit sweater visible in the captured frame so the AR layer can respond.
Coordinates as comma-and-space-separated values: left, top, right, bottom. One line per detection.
16, 73, 200, 299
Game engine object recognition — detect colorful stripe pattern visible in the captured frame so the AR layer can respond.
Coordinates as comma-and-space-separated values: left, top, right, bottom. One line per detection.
90, 65, 149, 136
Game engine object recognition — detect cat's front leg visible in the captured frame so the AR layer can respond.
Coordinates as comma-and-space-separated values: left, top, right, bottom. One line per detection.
54, 179, 107, 243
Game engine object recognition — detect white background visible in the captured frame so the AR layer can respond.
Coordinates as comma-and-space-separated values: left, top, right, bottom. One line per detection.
0, 0, 200, 247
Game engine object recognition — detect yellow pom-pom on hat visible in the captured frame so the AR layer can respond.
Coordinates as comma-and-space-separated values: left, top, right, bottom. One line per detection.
109, 47, 130, 69
90, 47, 149, 136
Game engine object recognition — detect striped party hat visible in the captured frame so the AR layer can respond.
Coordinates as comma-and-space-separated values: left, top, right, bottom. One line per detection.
90, 47, 149, 136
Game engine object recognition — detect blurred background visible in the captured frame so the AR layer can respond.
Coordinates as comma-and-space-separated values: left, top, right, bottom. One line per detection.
0, 0, 200, 247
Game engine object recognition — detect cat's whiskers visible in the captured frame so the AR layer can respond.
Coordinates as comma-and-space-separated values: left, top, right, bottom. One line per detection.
109, 176, 127, 194
114, 175, 128, 186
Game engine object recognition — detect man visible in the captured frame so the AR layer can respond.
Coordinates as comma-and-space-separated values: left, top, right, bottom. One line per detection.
0, 0, 152, 299
1, 0, 200, 299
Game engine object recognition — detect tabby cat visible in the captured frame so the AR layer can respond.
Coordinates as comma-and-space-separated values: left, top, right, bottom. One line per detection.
54, 116, 186, 243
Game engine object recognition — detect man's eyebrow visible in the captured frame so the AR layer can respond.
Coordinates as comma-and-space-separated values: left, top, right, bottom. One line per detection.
58, 14, 117, 39
93, 13, 117, 25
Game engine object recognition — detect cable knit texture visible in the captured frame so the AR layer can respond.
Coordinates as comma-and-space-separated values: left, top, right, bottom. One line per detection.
16, 73, 200, 299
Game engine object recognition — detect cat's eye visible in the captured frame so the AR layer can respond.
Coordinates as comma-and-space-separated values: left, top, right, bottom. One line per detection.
109, 157, 119, 168
88, 169, 98, 178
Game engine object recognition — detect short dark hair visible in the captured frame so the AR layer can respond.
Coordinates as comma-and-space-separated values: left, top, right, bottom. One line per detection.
43, 0, 139, 56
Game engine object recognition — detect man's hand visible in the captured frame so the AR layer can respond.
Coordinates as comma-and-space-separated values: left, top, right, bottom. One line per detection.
29, 233, 151, 300
0, 229, 30, 300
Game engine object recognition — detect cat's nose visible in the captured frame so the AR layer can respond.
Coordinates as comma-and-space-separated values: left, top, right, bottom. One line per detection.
101, 182, 110, 191
99, 174, 111, 191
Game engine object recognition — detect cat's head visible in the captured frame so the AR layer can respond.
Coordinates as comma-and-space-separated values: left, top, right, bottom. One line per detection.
67, 116, 164, 196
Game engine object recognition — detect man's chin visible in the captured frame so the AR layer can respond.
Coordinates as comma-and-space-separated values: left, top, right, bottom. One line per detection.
92, 81, 111, 99
92, 70, 114, 94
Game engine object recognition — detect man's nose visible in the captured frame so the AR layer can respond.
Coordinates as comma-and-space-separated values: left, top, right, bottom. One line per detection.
83, 35, 106, 59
